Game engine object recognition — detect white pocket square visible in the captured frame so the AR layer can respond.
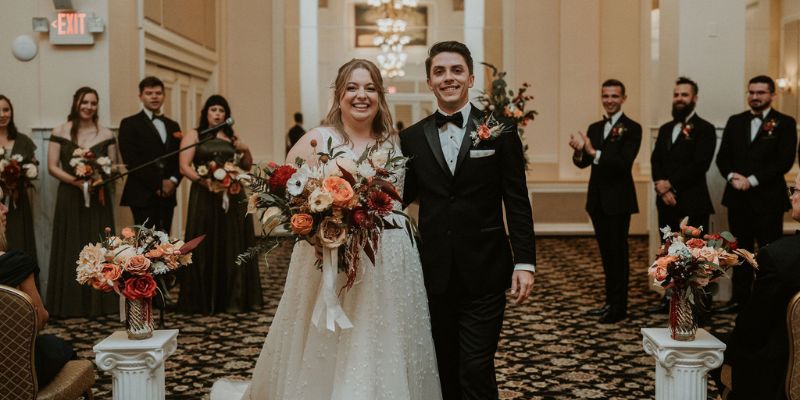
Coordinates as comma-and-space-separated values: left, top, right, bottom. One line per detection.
469, 149, 495, 158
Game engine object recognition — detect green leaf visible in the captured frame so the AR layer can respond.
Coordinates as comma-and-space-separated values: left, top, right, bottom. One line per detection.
720, 232, 736, 242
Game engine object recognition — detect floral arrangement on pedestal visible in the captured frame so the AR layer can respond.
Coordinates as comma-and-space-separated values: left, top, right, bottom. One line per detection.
76, 226, 203, 339
475, 62, 537, 167
648, 218, 757, 341
0, 148, 38, 207
238, 137, 414, 330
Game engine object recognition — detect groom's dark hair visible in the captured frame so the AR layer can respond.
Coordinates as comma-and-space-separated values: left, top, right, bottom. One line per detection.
425, 41, 474, 79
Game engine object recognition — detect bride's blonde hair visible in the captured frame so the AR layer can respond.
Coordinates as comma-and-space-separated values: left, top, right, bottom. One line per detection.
324, 59, 395, 145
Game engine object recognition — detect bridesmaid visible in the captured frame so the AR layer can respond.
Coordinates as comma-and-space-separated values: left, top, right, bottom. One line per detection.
177, 94, 263, 314
46, 87, 118, 317
0, 95, 38, 264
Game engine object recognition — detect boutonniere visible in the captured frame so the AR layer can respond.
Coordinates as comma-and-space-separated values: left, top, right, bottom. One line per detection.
681, 123, 694, 139
609, 122, 626, 142
762, 118, 778, 136
469, 113, 507, 146
173, 131, 183, 140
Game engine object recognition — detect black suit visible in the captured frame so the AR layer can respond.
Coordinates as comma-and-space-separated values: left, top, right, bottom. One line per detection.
651, 113, 716, 232
402, 104, 536, 400
118, 110, 182, 232
574, 113, 642, 316
716, 109, 797, 305
725, 234, 800, 400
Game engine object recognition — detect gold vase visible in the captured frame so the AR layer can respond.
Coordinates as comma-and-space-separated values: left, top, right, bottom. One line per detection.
669, 286, 697, 341
126, 297, 154, 340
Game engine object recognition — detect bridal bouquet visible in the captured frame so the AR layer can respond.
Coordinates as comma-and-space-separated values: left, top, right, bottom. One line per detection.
69, 147, 115, 207
649, 218, 756, 340
241, 137, 413, 285
0, 148, 38, 207
475, 62, 537, 166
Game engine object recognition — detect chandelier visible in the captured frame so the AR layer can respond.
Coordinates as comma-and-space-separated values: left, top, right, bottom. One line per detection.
369, 0, 418, 78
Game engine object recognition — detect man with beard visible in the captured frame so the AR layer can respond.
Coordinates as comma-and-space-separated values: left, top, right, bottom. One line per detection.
648, 77, 716, 314
569, 79, 642, 323
715, 75, 797, 313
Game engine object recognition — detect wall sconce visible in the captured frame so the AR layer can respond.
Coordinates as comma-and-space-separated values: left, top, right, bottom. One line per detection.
777, 77, 792, 93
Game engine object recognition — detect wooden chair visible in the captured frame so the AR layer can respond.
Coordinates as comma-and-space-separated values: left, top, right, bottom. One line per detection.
0, 284, 95, 399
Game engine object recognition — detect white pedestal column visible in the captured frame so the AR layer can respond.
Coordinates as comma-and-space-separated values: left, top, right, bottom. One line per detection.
641, 328, 725, 400
93, 329, 179, 400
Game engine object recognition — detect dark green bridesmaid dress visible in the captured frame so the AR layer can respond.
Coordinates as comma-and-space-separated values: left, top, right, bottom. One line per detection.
177, 136, 263, 314
5, 133, 38, 264
45, 136, 118, 317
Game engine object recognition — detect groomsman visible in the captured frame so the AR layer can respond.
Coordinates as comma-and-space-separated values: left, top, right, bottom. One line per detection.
715, 75, 798, 313
648, 77, 716, 313
119, 76, 182, 233
569, 79, 642, 323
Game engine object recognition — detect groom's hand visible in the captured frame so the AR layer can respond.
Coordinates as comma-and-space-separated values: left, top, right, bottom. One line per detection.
510, 270, 534, 304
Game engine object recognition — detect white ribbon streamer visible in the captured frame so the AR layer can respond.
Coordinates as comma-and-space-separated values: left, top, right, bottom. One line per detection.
311, 247, 353, 332
222, 191, 230, 212
119, 294, 126, 322
82, 181, 90, 208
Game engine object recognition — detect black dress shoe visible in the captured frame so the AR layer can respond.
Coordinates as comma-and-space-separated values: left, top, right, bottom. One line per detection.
587, 304, 611, 316
714, 302, 741, 314
647, 297, 670, 314
599, 310, 627, 323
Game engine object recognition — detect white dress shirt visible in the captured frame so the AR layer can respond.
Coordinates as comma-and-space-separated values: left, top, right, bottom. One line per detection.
143, 108, 167, 143
435, 103, 536, 274
594, 110, 623, 164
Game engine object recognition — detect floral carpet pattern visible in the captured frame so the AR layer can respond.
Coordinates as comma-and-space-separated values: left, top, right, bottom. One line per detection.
45, 236, 734, 399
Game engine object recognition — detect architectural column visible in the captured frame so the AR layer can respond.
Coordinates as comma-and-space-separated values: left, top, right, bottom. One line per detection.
94, 330, 179, 400
299, 0, 319, 129
464, 0, 484, 98
642, 328, 726, 400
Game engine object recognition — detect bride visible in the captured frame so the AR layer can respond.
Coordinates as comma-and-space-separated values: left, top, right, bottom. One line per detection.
211, 59, 442, 400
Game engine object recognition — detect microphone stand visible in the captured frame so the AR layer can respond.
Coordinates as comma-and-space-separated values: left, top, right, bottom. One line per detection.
94, 119, 234, 187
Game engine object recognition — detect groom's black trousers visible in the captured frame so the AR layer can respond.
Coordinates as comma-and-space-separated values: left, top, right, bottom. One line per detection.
590, 212, 631, 314
428, 276, 506, 400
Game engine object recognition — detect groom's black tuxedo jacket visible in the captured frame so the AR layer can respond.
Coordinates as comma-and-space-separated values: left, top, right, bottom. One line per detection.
574, 113, 642, 216
118, 110, 182, 208
401, 105, 536, 296
651, 113, 716, 216
716, 109, 797, 214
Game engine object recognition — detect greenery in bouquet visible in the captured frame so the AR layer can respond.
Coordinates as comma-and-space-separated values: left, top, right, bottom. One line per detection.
238, 137, 416, 290
75, 225, 203, 300
648, 217, 757, 306
0, 147, 38, 207
475, 62, 537, 166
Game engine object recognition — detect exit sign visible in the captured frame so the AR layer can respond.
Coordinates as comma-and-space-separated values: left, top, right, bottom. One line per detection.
49, 12, 93, 45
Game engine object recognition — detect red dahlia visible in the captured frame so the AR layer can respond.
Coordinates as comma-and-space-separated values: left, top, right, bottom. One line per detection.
269, 165, 297, 192
367, 190, 393, 215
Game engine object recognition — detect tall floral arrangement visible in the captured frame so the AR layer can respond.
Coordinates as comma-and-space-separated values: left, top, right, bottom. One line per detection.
475, 62, 537, 166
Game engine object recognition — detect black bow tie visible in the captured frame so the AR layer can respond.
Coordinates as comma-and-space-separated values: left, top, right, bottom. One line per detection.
435, 111, 464, 129
151, 114, 164, 122
750, 113, 762, 121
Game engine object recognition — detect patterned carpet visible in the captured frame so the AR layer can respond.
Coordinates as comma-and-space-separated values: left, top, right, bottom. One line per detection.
44, 236, 735, 399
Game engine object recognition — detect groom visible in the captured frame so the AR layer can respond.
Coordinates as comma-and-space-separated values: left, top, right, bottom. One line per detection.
401, 41, 537, 400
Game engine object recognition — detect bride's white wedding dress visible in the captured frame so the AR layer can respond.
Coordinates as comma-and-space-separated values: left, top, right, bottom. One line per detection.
210, 128, 442, 400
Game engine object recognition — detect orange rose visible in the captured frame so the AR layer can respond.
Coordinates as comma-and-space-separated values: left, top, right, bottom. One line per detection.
291, 213, 314, 235
90, 277, 114, 293
322, 176, 355, 207
146, 248, 164, 258
121, 227, 136, 239
101, 263, 122, 282
478, 125, 491, 140
125, 254, 151, 275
